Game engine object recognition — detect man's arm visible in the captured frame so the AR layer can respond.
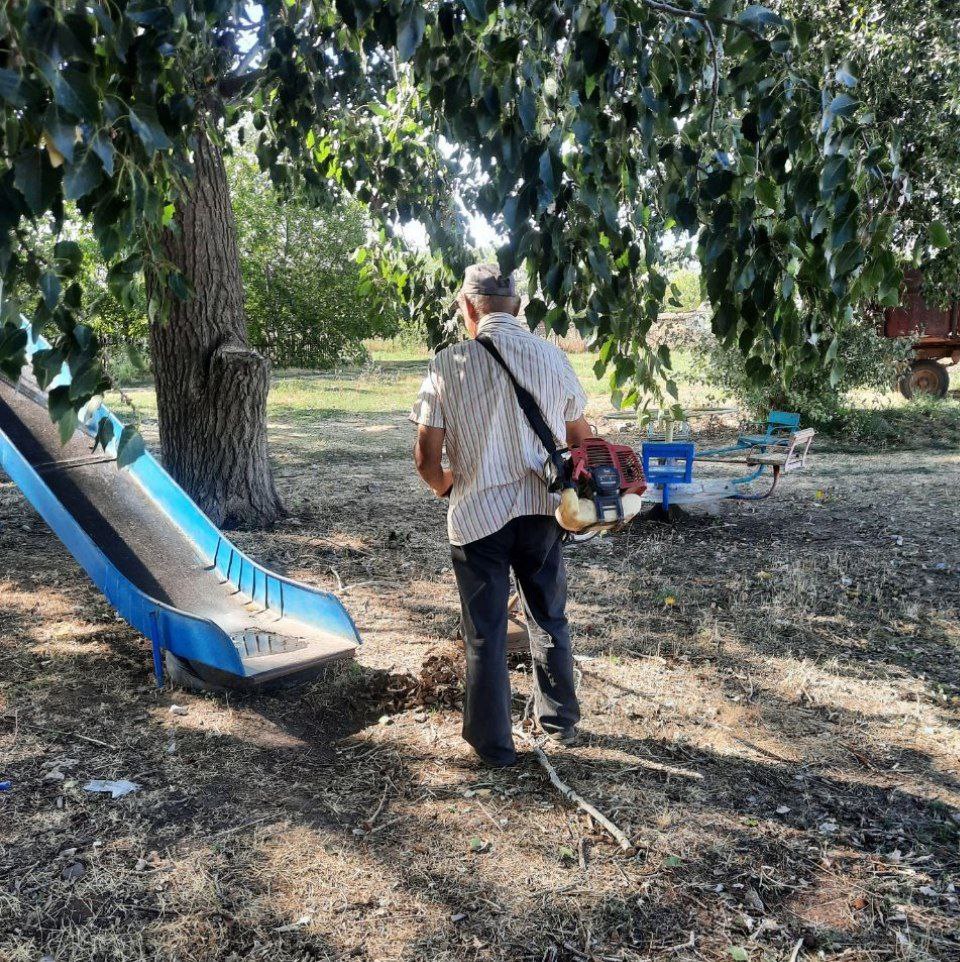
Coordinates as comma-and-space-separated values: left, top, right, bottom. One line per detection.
414, 424, 454, 497
566, 416, 595, 448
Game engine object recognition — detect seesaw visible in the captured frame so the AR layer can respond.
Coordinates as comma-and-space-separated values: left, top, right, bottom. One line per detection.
639, 410, 815, 512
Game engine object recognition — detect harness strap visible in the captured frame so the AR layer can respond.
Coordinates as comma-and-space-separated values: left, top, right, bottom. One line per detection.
475, 334, 570, 486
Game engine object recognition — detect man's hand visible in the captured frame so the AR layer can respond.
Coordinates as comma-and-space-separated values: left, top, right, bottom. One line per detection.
414, 424, 454, 497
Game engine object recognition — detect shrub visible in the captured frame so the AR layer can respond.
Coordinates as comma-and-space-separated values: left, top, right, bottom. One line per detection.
693, 310, 913, 430
665, 268, 704, 313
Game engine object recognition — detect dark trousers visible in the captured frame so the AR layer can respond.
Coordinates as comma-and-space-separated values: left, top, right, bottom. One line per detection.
451, 515, 581, 765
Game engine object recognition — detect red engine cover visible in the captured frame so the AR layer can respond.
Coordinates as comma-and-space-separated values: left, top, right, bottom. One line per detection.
570, 437, 646, 495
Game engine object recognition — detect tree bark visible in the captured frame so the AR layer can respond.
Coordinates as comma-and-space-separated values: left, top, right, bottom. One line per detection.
147, 131, 284, 528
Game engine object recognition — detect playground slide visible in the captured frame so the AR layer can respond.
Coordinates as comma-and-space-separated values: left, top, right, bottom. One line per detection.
0, 325, 360, 690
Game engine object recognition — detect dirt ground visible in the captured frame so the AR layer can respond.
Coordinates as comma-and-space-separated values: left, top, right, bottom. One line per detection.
2, 393, 959, 961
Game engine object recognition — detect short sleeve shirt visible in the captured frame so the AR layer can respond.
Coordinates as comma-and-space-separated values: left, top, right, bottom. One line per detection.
410, 312, 588, 545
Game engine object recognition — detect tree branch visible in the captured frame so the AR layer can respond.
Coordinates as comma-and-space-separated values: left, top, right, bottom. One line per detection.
637, 0, 764, 42
218, 67, 266, 102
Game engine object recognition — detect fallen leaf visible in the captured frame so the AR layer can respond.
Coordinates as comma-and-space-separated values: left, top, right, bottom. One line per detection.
61, 862, 85, 881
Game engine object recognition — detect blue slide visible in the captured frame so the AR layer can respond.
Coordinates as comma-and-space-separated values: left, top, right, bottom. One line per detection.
0, 325, 360, 690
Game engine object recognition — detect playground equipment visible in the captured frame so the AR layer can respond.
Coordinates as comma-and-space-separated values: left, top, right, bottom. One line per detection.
640, 410, 815, 512
0, 321, 360, 691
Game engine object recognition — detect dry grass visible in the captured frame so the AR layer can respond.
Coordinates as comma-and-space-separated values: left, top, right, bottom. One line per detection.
2, 393, 959, 962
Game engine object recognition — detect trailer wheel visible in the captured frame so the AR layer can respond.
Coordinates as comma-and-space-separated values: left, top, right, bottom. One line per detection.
899, 360, 949, 399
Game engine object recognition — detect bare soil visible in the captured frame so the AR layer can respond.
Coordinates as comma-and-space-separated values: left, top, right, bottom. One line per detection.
1, 408, 959, 962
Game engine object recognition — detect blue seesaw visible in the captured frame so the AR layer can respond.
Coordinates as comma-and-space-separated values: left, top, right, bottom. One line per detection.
639, 411, 815, 512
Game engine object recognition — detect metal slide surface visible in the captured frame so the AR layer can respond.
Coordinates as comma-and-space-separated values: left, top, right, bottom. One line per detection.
0, 328, 359, 689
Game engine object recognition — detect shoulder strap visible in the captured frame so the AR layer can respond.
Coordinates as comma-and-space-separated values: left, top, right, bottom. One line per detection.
475, 335, 565, 472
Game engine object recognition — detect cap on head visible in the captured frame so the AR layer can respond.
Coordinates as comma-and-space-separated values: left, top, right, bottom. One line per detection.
460, 263, 517, 299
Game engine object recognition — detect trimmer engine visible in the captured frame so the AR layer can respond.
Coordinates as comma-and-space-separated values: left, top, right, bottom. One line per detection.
570, 437, 646, 497
556, 437, 647, 533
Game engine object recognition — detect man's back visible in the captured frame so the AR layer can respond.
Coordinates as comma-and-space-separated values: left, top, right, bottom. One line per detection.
410, 311, 586, 545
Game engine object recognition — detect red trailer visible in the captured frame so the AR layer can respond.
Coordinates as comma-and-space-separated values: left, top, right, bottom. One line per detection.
883, 270, 960, 398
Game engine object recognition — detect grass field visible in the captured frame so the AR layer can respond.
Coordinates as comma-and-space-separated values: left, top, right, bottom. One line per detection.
105, 339, 959, 441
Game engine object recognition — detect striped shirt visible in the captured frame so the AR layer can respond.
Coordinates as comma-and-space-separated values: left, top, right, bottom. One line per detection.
410, 312, 588, 546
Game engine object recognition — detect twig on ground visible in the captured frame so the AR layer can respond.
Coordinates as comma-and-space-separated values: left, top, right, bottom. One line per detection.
211, 814, 273, 838
475, 798, 505, 834
612, 757, 704, 781
788, 937, 804, 962
364, 784, 390, 829
664, 931, 696, 954
514, 728, 633, 852
706, 720, 796, 765
1, 716, 116, 749
365, 813, 408, 835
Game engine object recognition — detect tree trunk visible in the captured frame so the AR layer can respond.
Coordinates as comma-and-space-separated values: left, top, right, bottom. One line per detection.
147, 131, 284, 528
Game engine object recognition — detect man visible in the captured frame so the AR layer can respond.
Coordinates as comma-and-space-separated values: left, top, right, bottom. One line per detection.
409, 264, 594, 767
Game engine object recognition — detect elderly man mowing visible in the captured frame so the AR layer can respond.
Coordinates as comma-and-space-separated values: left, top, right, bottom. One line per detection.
410, 264, 595, 767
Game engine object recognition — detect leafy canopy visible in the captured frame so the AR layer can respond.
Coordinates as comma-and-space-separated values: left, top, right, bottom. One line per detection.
1, 0, 904, 444
774, 0, 959, 297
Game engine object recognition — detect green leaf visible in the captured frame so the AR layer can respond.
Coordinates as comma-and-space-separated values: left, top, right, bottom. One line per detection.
820, 156, 848, 194
40, 271, 61, 310
539, 149, 557, 194
69, 362, 106, 402
737, 6, 784, 31
125, 3, 174, 28
828, 93, 857, 118
129, 105, 173, 154
929, 222, 951, 249
42, 106, 77, 165
755, 178, 778, 210
48, 385, 74, 430
90, 131, 115, 176
54, 66, 100, 120
93, 417, 115, 453
14, 148, 58, 216
835, 65, 858, 88
54, 241, 83, 277
117, 424, 146, 469
729, 948, 749, 962
396, 6, 426, 62
831, 207, 858, 249
64, 143, 104, 201
0, 324, 27, 379
462, 0, 488, 23
34, 349, 66, 391
58, 407, 80, 445
518, 87, 536, 133
701, 170, 736, 202
0, 68, 24, 106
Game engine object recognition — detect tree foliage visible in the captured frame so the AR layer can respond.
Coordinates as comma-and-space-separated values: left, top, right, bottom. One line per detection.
229, 151, 399, 368
774, 0, 960, 298
1, 0, 906, 447
696, 307, 912, 427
